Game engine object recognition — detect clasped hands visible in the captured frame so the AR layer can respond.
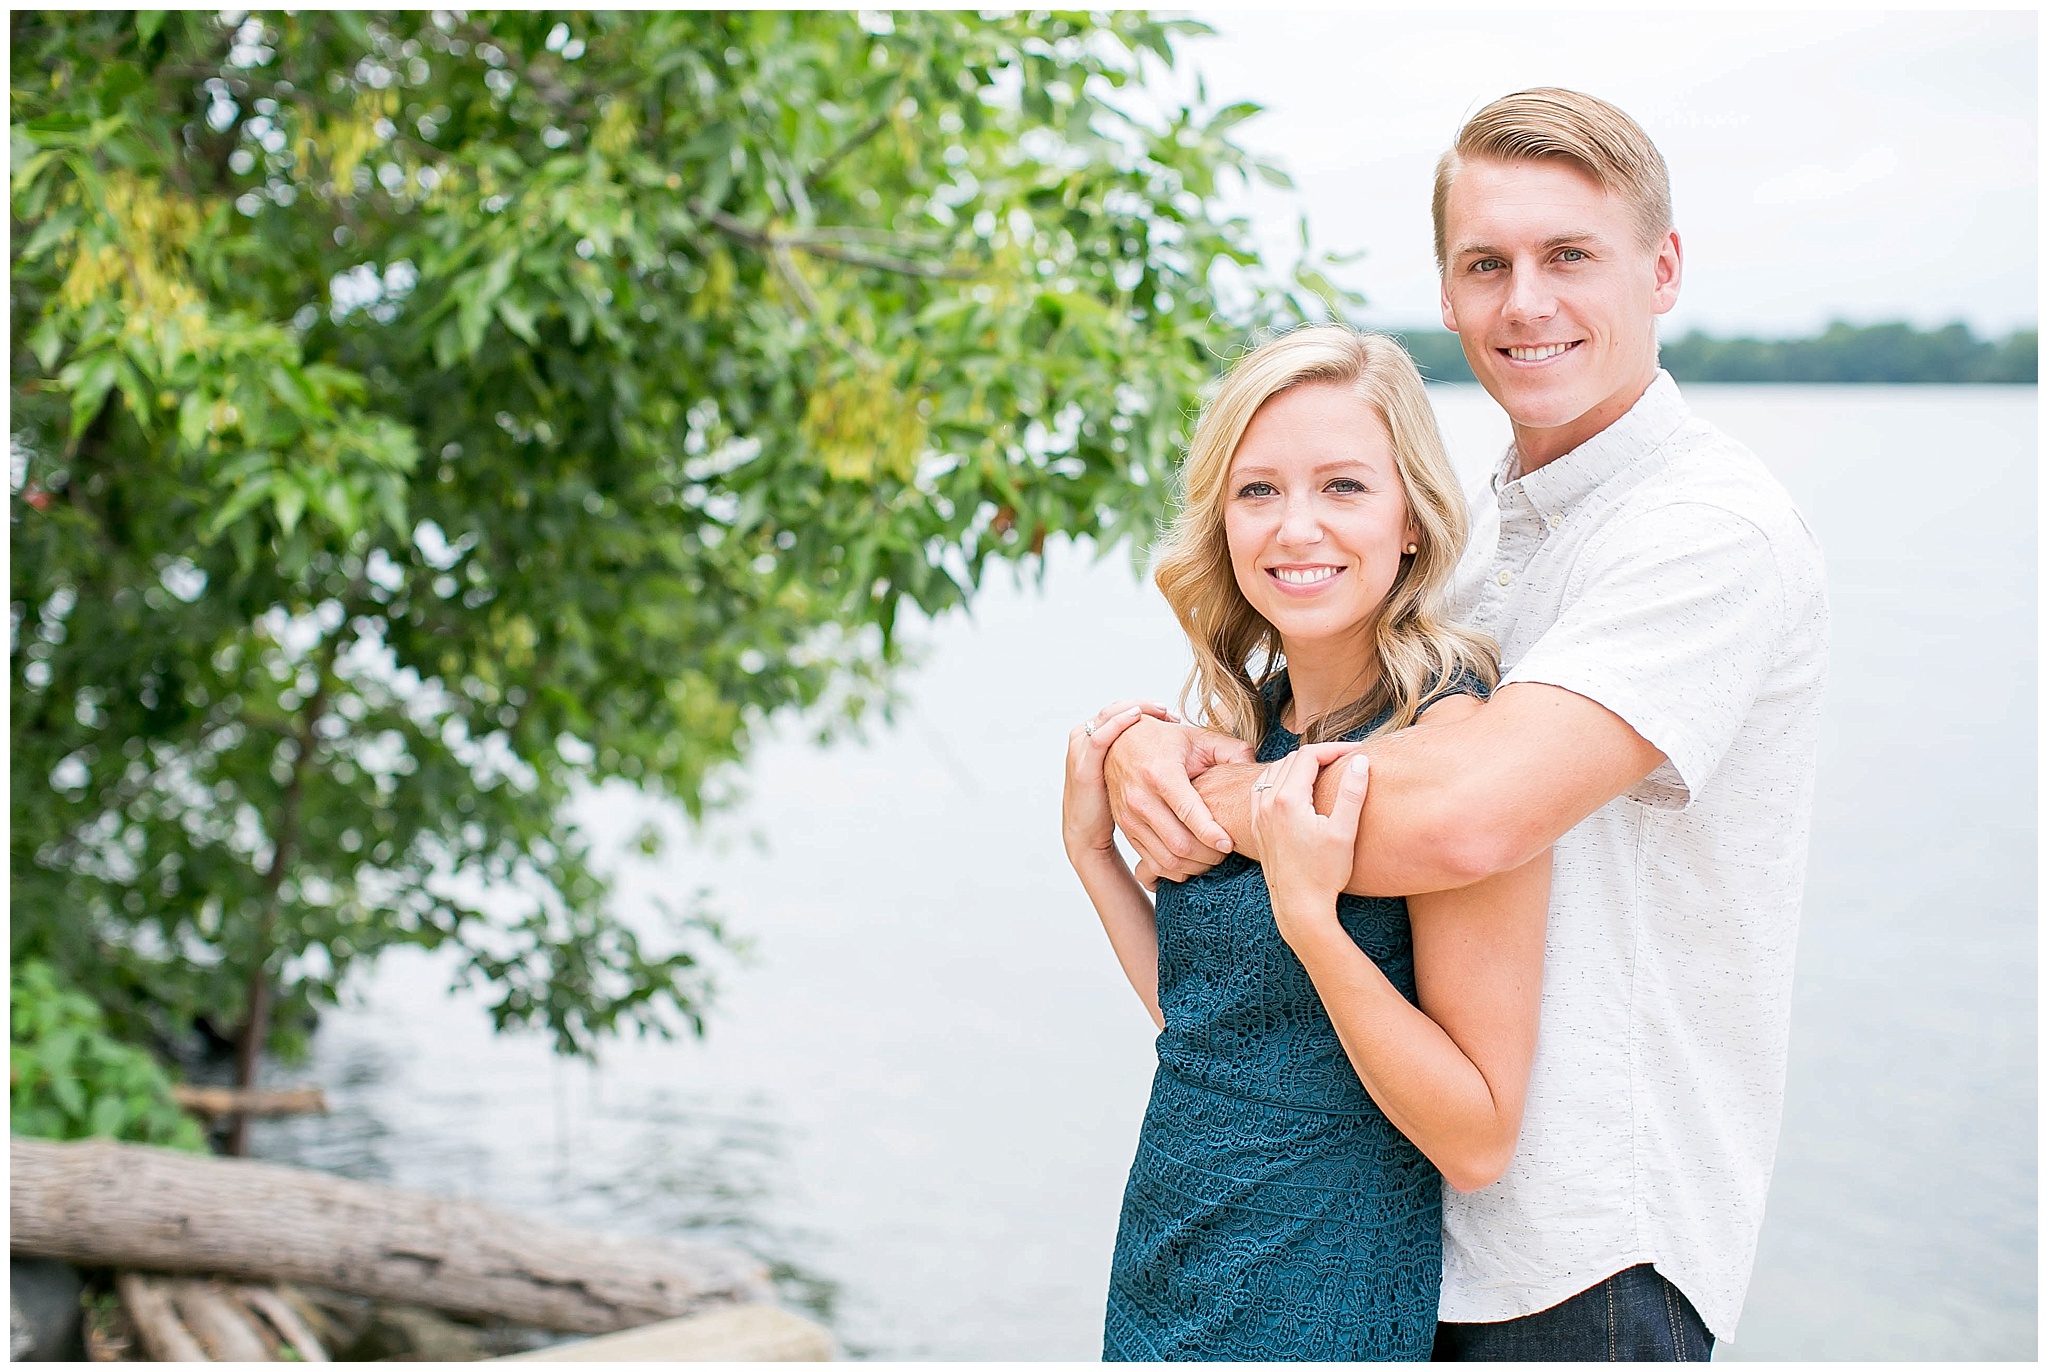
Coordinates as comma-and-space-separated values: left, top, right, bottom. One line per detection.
1099, 715, 1368, 904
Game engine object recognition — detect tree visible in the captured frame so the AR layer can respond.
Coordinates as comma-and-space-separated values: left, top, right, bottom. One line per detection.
11, 10, 1345, 1148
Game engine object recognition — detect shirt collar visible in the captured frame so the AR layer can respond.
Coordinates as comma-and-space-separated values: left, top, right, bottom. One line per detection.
1490, 370, 1690, 516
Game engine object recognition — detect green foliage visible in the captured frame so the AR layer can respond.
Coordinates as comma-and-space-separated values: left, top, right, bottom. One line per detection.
1660, 321, 2037, 383
10, 960, 207, 1150
1392, 321, 2038, 385
1386, 329, 1478, 384
11, 12, 1340, 1064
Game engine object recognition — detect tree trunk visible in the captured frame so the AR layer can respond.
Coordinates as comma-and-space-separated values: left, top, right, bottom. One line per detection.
227, 958, 272, 1156
13, 1139, 770, 1335
231, 668, 328, 1157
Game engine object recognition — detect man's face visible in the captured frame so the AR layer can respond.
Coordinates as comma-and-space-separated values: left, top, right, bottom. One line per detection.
1438, 157, 1681, 452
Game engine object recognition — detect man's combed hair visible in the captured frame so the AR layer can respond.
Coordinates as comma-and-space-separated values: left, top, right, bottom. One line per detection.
1432, 87, 1672, 268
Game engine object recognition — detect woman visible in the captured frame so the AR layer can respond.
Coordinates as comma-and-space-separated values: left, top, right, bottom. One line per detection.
1061, 326, 1551, 1361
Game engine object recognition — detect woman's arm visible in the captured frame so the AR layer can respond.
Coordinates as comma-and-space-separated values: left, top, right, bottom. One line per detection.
1253, 737, 1551, 1191
1064, 701, 1173, 1029
1287, 851, 1549, 1191
1070, 849, 1164, 1031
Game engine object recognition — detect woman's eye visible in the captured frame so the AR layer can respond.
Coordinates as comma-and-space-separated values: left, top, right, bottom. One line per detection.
1237, 481, 1277, 499
1325, 478, 1365, 494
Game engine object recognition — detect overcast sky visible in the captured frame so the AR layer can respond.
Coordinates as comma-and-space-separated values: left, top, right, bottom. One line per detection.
1173, 9, 2037, 338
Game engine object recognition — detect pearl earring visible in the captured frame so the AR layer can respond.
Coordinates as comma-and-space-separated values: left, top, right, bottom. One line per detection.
1405, 542, 1419, 555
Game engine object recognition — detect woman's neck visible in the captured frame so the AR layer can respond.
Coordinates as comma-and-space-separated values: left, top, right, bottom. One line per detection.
1278, 632, 1378, 732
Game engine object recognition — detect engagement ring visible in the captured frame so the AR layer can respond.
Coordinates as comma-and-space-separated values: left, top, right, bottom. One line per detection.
1083, 720, 1096, 737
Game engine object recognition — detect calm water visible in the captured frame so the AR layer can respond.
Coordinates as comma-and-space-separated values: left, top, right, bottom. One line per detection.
253, 386, 2037, 1361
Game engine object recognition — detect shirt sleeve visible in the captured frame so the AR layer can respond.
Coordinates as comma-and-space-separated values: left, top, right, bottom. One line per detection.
1501, 500, 1785, 810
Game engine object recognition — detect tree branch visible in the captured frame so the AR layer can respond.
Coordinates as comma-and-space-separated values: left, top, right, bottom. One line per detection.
690, 202, 978, 280
803, 109, 892, 190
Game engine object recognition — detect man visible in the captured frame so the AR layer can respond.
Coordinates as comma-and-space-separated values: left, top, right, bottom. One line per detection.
1103, 88, 1828, 1360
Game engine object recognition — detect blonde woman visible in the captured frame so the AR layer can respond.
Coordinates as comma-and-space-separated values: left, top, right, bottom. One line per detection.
1061, 326, 1551, 1361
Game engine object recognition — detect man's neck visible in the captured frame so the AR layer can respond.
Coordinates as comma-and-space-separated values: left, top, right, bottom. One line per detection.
1509, 364, 1661, 474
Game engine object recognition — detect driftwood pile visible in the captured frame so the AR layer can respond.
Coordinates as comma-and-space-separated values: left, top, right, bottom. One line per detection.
11, 1137, 830, 1362
111, 1275, 330, 1361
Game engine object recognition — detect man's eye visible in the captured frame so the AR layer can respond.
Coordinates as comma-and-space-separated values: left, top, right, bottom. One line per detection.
1557, 248, 1587, 262
1471, 258, 1505, 273
1237, 481, 1277, 499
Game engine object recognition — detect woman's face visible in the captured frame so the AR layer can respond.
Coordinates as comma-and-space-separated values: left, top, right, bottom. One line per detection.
1223, 382, 1419, 662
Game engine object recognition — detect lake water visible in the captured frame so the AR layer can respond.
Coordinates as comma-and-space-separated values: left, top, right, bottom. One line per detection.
252, 385, 2037, 1361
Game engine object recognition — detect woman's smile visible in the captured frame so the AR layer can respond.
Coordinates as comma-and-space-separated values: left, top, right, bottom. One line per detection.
1267, 563, 1347, 592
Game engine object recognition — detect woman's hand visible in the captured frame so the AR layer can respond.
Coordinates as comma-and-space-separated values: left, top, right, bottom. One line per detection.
1063, 700, 1176, 869
1249, 743, 1370, 943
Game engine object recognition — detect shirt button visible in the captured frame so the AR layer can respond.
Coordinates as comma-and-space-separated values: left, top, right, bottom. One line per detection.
1496, 569, 1513, 587
1545, 514, 1562, 530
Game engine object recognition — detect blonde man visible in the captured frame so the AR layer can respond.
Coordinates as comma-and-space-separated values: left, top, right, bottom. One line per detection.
1103, 88, 1828, 1360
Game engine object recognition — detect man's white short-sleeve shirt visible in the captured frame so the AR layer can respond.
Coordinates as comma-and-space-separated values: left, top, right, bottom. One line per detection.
1438, 372, 1829, 1341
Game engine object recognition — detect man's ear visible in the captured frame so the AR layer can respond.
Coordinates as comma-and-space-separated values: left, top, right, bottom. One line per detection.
1651, 229, 1683, 315
1439, 275, 1458, 332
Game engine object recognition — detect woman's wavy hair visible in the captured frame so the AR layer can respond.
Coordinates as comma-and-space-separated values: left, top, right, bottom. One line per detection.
1153, 325, 1498, 745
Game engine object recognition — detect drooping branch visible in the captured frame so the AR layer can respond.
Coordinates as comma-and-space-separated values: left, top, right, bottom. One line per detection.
691, 201, 979, 280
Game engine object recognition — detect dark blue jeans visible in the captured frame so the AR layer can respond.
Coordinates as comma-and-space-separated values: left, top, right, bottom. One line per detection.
1432, 1264, 1714, 1361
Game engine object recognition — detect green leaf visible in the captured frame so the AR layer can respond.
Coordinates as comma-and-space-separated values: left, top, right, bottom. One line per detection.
273, 478, 307, 535
86, 1093, 129, 1138
205, 474, 275, 538
1207, 100, 1264, 136
494, 293, 540, 345
62, 352, 119, 439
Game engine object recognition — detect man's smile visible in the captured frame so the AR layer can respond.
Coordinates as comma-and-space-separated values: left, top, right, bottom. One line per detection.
1500, 341, 1584, 364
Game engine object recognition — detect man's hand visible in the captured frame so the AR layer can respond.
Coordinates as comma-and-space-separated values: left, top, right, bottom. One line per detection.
1102, 716, 1255, 884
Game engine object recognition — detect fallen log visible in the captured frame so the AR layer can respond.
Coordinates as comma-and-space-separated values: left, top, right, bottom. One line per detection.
500, 1305, 835, 1362
13, 1138, 770, 1335
172, 1085, 328, 1118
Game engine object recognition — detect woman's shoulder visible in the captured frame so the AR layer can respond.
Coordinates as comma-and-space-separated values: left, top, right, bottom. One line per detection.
1389, 665, 1491, 735
1420, 664, 1492, 712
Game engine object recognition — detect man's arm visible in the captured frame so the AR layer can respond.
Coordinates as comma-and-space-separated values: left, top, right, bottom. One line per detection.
1119, 501, 1787, 895
1194, 684, 1665, 896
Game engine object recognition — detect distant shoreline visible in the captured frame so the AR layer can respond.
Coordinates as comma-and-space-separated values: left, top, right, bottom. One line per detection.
1386, 322, 2038, 386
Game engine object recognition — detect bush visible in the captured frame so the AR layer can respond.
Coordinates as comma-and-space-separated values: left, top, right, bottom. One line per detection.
10, 960, 206, 1151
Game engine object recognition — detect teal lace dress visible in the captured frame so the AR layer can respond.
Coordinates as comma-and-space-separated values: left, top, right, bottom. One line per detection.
1103, 684, 1470, 1361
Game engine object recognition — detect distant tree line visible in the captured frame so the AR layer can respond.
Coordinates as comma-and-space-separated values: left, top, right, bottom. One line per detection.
1392, 321, 2038, 385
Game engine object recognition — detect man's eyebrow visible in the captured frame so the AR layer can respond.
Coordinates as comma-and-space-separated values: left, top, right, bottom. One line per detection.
1451, 230, 1607, 259
1540, 230, 1605, 251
